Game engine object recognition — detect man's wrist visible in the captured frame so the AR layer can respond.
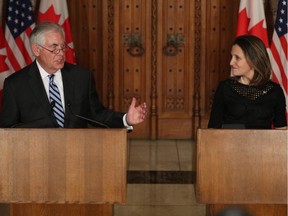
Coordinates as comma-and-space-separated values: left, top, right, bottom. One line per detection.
123, 114, 133, 132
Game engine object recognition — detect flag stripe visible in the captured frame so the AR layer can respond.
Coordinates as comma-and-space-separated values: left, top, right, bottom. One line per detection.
271, 41, 287, 93
279, 36, 287, 59
15, 35, 32, 64
5, 39, 23, 71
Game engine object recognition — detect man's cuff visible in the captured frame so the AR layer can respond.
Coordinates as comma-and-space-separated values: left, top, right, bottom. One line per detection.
123, 114, 133, 132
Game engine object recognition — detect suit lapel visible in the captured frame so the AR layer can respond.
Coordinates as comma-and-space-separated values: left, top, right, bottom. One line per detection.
61, 64, 74, 126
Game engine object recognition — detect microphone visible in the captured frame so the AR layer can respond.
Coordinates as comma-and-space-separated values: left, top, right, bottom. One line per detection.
50, 100, 55, 108
67, 101, 109, 128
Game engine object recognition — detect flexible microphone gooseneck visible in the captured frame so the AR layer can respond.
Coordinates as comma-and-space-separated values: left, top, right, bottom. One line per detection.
67, 101, 109, 128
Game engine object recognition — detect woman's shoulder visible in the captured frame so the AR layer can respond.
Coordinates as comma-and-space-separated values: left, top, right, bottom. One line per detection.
262, 80, 282, 90
212, 78, 237, 95
268, 80, 282, 88
266, 80, 285, 93
217, 78, 237, 87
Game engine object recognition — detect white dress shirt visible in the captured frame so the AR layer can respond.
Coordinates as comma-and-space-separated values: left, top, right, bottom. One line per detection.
37, 61, 65, 111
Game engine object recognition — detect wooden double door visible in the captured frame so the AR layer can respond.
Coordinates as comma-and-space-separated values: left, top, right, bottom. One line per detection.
69, 0, 198, 139
117, 0, 197, 139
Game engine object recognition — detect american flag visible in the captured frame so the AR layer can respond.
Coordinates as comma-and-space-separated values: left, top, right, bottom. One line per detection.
5, 0, 35, 72
270, 0, 288, 114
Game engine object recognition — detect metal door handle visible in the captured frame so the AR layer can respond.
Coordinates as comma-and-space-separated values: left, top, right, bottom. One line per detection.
123, 34, 145, 57
163, 33, 185, 56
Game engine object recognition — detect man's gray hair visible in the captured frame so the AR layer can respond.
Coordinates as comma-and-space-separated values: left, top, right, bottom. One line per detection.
30, 21, 65, 46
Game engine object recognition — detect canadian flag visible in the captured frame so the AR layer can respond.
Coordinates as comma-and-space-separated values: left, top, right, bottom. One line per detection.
0, 25, 11, 111
236, 0, 288, 119
37, 0, 76, 64
236, 0, 269, 47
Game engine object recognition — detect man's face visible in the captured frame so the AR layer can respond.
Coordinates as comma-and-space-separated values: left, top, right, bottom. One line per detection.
32, 31, 66, 74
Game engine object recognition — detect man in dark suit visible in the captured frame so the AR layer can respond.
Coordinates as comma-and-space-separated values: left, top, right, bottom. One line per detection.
0, 21, 147, 129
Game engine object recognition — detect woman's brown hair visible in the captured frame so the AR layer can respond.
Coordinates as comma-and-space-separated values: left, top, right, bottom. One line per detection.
232, 35, 272, 86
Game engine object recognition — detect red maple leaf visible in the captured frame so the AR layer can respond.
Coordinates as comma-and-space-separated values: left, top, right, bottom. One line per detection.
248, 20, 269, 47
38, 6, 61, 24
236, 9, 251, 36
236, 8, 269, 47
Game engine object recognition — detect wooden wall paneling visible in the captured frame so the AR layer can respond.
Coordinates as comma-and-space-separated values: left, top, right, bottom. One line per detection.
107, 0, 119, 109
102, 0, 115, 107
186, 0, 196, 135
265, 0, 277, 41
102, 0, 129, 109
151, 0, 161, 139
197, 0, 207, 131
68, 1, 105, 101
143, 0, 153, 138
70, 1, 90, 68
192, 0, 203, 135
205, 0, 221, 128
157, 0, 195, 138
0, 0, 3, 24
219, 0, 231, 81
89, 1, 104, 97
200, 0, 240, 128
218, 0, 240, 82
115, 0, 151, 138
154, 0, 164, 139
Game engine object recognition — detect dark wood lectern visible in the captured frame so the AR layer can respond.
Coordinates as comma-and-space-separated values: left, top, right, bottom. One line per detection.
196, 129, 287, 216
0, 128, 127, 216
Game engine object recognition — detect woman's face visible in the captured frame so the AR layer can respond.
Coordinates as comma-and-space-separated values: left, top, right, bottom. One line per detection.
230, 44, 254, 81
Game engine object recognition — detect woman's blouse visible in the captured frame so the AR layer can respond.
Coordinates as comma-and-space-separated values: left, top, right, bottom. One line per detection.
208, 78, 287, 129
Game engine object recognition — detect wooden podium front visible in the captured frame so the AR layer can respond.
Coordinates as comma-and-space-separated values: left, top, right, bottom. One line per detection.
196, 129, 287, 216
0, 128, 127, 216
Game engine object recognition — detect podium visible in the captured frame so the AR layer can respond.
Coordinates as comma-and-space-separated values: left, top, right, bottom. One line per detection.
195, 129, 287, 216
0, 128, 127, 216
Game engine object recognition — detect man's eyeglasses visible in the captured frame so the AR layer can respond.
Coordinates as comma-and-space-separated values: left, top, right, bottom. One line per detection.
37, 44, 70, 55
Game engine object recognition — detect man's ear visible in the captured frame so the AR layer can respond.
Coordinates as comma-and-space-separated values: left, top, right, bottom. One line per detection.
31, 43, 40, 57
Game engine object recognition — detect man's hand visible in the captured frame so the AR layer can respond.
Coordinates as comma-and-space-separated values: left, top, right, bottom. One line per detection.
126, 97, 147, 125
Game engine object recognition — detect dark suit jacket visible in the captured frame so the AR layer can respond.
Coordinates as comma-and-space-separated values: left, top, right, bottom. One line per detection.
0, 61, 125, 128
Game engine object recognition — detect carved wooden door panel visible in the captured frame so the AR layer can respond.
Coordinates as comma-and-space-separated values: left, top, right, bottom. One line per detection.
154, 0, 195, 139
111, 0, 195, 139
